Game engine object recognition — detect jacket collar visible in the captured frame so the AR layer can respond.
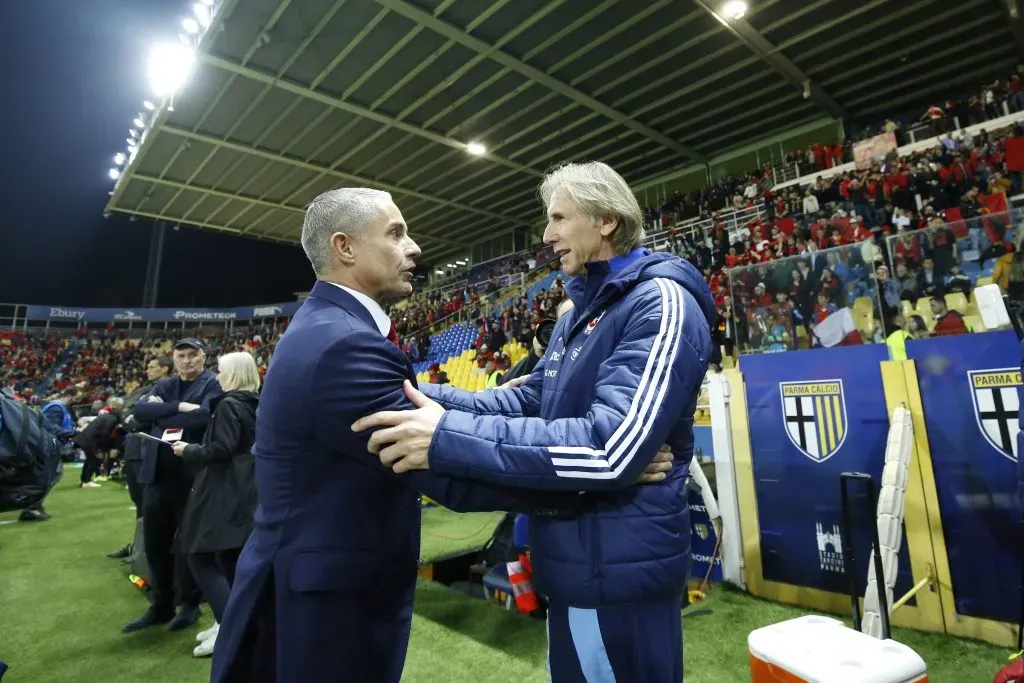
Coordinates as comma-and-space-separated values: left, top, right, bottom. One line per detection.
308, 280, 383, 337
566, 248, 650, 325
210, 389, 259, 412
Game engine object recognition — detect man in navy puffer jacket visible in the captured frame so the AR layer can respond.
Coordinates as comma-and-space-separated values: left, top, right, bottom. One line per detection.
356, 161, 714, 682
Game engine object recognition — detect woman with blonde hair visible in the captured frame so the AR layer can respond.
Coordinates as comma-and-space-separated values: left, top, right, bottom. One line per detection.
171, 351, 260, 658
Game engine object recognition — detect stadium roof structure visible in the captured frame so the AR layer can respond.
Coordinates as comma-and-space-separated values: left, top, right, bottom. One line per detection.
106, 0, 1024, 265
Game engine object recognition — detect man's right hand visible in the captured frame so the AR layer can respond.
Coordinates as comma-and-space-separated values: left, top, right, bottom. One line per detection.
635, 445, 674, 484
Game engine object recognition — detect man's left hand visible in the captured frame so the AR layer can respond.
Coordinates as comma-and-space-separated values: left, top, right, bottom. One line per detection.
499, 375, 530, 389
352, 380, 445, 473
170, 441, 189, 456
635, 444, 673, 484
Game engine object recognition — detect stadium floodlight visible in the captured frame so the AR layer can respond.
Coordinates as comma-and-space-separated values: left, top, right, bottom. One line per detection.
147, 42, 196, 99
193, 2, 212, 28
143, 100, 155, 111
435, 270, 444, 275
721, 0, 747, 20
133, 116, 145, 128
109, 168, 121, 180
114, 153, 126, 165
466, 141, 486, 156
182, 17, 200, 34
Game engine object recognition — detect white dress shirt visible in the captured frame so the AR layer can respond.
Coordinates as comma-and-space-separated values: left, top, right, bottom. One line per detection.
328, 282, 391, 337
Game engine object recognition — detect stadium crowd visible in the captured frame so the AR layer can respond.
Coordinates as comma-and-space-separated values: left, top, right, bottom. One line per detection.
648, 74, 1024, 230
697, 121, 1023, 354
392, 247, 554, 337
8, 124, 1024, 402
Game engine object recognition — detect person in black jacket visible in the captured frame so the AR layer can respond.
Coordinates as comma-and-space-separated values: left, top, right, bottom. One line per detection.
73, 398, 124, 488
172, 351, 259, 658
123, 339, 222, 634
106, 356, 172, 562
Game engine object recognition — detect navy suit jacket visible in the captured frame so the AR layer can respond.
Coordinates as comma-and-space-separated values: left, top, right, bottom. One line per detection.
212, 281, 579, 683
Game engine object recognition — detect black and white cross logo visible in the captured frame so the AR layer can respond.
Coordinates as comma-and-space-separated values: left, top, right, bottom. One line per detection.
968, 368, 1021, 462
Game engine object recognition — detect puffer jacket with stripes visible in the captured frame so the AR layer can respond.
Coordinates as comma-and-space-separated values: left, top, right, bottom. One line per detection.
424, 248, 715, 607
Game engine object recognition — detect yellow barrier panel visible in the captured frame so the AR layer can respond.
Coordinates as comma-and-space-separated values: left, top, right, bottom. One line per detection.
878, 361, 946, 634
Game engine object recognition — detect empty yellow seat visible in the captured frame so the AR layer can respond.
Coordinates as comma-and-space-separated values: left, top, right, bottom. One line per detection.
944, 292, 968, 313
853, 296, 873, 316
976, 276, 994, 288
854, 312, 876, 337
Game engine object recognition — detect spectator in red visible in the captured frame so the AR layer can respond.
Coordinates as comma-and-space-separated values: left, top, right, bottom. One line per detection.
818, 267, 842, 303
930, 299, 969, 336
812, 293, 836, 325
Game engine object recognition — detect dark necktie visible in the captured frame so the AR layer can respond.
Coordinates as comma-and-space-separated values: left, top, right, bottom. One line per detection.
387, 322, 400, 348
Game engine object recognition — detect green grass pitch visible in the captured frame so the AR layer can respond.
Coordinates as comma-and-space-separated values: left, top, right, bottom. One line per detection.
0, 477, 1008, 682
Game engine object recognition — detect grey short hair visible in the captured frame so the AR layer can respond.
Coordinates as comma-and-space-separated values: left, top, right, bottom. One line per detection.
301, 188, 393, 278
539, 161, 644, 255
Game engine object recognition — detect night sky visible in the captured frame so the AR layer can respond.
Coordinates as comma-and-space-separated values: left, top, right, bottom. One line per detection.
0, 0, 312, 309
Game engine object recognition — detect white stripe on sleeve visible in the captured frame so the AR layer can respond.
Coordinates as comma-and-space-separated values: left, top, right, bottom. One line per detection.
550, 278, 685, 479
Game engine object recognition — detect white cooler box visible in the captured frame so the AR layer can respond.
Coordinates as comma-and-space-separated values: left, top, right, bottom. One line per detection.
748, 615, 927, 683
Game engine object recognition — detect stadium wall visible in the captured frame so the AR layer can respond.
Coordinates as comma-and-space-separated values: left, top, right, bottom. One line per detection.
719, 330, 1021, 647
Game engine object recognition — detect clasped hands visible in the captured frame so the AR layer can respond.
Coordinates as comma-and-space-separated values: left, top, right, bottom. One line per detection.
352, 380, 675, 483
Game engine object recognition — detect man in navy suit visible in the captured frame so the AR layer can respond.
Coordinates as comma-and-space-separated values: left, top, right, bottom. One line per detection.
211, 188, 673, 683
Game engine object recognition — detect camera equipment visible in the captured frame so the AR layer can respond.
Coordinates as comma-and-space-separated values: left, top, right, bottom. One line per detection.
535, 318, 556, 350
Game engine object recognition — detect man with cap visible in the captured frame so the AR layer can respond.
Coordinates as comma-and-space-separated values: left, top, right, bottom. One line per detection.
124, 338, 222, 633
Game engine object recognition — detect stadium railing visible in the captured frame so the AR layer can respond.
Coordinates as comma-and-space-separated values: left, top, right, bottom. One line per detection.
0, 303, 27, 331
646, 203, 768, 250
774, 109, 1024, 192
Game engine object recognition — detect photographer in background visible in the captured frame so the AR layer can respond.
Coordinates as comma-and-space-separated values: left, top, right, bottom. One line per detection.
73, 396, 125, 488
20, 387, 81, 521
499, 298, 574, 388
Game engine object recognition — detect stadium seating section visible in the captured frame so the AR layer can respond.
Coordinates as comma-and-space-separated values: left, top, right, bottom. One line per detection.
7, 93, 1024, 402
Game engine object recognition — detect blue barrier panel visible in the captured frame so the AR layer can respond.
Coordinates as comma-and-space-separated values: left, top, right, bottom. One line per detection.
742, 346, 916, 599
693, 424, 714, 461
907, 330, 1021, 622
